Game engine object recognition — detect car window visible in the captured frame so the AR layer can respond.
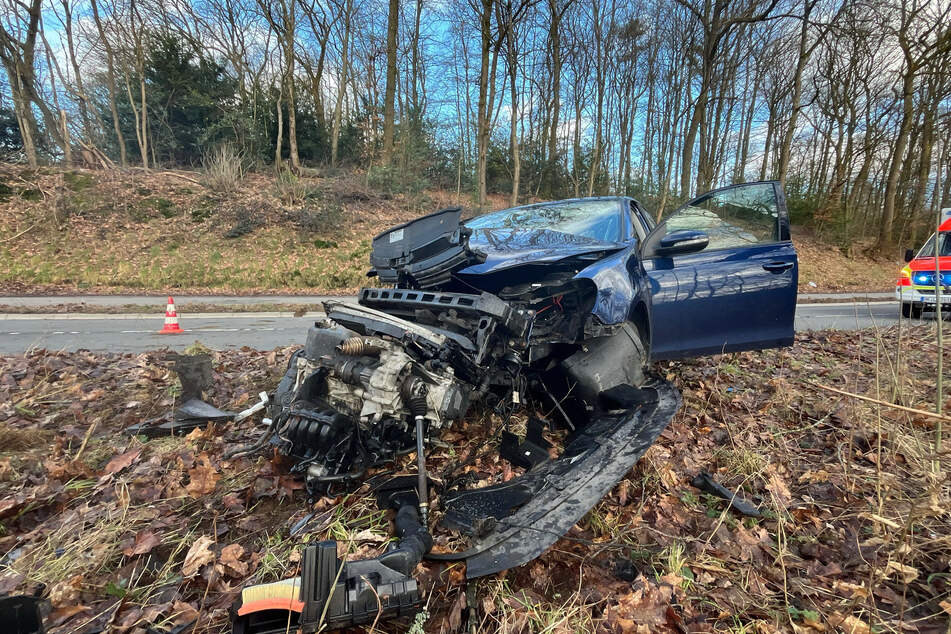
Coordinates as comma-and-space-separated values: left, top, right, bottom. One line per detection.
466, 199, 623, 243
918, 233, 951, 257
660, 183, 780, 251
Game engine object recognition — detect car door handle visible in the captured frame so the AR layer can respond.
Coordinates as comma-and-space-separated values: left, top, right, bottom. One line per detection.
762, 261, 794, 272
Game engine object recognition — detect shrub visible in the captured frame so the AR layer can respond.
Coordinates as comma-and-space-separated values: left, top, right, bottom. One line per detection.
201, 144, 244, 193
272, 169, 319, 206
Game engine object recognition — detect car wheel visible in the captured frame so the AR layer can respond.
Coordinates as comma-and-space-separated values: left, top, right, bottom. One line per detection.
902, 302, 912, 318
911, 304, 923, 319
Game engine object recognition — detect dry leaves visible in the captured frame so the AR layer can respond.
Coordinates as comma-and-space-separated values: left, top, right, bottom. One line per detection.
1, 327, 950, 633
103, 448, 142, 475
182, 536, 216, 578
122, 529, 161, 557
219, 543, 249, 578
185, 455, 219, 498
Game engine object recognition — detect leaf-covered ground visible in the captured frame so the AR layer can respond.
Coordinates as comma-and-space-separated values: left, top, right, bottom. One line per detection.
1, 325, 949, 633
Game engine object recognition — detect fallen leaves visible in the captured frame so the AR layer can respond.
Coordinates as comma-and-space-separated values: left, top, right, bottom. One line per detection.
186, 454, 220, 497
603, 576, 676, 632
122, 529, 161, 557
1, 328, 950, 633
182, 536, 216, 578
219, 543, 249, 578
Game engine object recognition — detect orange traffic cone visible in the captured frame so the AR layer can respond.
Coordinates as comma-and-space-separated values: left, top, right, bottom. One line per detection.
159, 296, 184, 334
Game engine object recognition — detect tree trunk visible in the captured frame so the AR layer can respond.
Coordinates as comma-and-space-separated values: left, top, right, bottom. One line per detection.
587, 0, 604, 197
90, 0, 126, 166
475, 0, 492, 208
382, 0, 398, 165
274, 84, 284, 168
777, 0, 814, 187
411, 0, 422, 113
282, 0, 300, 170
331, 0, 352, 167
62, 0, 94, 143
546, 0, 564, 195
876, 68, 916, 250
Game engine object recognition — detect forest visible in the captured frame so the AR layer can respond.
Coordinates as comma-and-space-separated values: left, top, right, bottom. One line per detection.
1, 0, 950, 253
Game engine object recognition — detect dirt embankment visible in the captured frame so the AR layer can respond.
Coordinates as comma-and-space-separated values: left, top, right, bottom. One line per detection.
1, 164, 899, 296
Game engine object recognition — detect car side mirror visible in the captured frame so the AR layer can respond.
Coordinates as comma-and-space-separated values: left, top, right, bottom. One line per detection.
656, 230, 709, 257
904, 248, 915, 263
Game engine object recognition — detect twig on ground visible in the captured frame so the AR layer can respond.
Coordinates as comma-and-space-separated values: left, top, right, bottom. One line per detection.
1, 222, 40, 243
809, 382, 951, 423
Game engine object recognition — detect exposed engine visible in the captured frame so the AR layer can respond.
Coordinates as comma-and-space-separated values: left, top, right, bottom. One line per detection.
268, 293, 530, 495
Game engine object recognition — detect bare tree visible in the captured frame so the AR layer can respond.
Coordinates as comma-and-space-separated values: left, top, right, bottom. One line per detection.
382, 0, 398, 164
874, 0, 951, 251
0, 0, 67, 165
674, 0, 778, 196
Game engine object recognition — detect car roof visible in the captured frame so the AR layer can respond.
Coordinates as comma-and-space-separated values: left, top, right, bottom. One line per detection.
501, 196, 631, 212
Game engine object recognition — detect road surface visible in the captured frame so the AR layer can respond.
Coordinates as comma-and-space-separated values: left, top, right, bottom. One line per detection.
0, 299, 919, 355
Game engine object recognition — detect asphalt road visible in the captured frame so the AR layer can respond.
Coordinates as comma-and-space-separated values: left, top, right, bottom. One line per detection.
0, 299, 920, 355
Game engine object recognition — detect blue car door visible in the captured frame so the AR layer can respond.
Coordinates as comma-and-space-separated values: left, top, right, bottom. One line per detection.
642, 181, 797, 360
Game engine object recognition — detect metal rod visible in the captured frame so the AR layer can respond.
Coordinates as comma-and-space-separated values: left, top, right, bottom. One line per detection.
415, 414, 429, 525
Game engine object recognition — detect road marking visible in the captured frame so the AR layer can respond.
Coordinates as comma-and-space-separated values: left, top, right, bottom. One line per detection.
0, 311, 322, 320
796, 301, 895, 307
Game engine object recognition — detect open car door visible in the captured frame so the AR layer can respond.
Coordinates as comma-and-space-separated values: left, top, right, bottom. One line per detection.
642, 181, 797, 360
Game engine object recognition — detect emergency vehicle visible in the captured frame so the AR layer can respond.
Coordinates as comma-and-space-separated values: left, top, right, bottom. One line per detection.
897, 208, 951, 319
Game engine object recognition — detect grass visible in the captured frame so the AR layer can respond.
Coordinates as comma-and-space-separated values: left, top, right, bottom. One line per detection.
8, 504, 147, 590
0, 423, 52, 451
0, 227, 371, 291
0, 303, 328, 315
481, 578, 600, 632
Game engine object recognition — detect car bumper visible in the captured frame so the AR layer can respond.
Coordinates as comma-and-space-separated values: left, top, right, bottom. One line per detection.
896, 286, 951, 305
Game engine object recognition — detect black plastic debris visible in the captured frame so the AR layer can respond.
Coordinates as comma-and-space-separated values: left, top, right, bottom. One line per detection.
0, 595, 45, 634
125, 353, 234, 437
233, 505, 430, 633
430, 380, 680, 578
499, 417, 551, 469
690, 471, 761, 517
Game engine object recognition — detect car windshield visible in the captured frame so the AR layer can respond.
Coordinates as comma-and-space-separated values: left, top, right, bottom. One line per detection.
466, 199, 623, 243
918, 232, 951, 257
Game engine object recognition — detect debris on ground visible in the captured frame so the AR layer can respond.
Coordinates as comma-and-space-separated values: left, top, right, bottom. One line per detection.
1, 325, 949, 632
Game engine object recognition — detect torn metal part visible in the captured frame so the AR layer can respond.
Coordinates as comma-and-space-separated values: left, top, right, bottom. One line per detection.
499, 417, 551, 469
690, 470, 762, 517
170, 353, 213, 402
125, 354, 235, 437
174, 398, 234, 421
124, 399, 235, 438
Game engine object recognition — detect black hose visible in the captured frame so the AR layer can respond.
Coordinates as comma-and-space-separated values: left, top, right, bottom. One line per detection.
223, 410, 286, 460
377, 504, 433, 575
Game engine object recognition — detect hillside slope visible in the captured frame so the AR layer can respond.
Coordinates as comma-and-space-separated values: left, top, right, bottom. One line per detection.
1, 164, 898, 295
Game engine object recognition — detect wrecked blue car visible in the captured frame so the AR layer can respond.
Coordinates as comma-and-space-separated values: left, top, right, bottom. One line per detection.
232, 182, 797, 633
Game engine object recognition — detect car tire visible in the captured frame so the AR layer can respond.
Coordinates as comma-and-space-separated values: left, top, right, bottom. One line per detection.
902, 302, 923, 319
911, 304, 923, 319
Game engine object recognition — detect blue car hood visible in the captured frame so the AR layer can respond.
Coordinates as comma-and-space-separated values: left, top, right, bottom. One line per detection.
459, 228, 625, 275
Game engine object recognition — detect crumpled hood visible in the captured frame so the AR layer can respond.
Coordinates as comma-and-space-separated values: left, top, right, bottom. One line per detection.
459, 228, 625, 275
